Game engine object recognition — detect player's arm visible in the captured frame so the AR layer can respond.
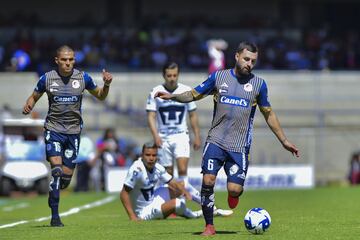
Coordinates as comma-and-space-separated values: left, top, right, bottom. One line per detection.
168, 179, 192, 200
155, 72, 217, 102
188, 110, 201, 150
23, 91, 43, 115
23, 74, 46, 115
120, 185, 139, 221
258, 80, 299, 157
88, 69, 113, 101
147, 111, 162, 148
260, 107, 299, 157
154, 90, 199, 103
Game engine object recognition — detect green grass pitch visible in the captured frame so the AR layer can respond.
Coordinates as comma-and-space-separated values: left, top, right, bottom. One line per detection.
1, 186, 359, 239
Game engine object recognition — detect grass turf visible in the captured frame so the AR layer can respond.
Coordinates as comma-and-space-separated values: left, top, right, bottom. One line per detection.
1, 186, 359, 239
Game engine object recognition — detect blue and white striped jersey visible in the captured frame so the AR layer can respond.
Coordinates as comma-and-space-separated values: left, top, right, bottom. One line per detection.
193, 69, 271, 153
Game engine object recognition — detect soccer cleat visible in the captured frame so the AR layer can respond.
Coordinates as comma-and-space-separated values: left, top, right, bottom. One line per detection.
200, 224, 216, 236
50, 217, 64, 227
213, 207, 233, 217
227, 195, 239, 209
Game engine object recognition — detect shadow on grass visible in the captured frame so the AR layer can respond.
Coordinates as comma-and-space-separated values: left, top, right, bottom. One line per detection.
31, 225, 64, 228
192, 230, 240, 235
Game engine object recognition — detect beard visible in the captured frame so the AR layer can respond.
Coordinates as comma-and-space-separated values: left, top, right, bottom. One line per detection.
235, 62, 251, 76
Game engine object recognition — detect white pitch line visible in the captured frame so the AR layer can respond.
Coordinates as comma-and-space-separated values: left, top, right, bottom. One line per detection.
0, 195, 116, 229
2, 202, 30, 212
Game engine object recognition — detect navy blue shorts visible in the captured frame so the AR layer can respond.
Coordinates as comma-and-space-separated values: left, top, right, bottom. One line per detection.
44, 129, 80, 169
201, 142, 249, 186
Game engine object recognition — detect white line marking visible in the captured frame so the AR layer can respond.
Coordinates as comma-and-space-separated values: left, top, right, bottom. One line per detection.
0, 220, 29, 229
0, 195, 116, 229
2, 202, 30, 212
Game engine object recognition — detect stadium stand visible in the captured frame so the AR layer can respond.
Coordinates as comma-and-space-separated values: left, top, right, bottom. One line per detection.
1, 0, 360, 186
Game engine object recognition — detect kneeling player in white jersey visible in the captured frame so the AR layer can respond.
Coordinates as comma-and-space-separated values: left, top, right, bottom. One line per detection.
120, 142, 202, 221
146, 62, 232, 217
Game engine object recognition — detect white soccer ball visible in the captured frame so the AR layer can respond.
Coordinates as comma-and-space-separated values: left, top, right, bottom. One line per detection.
244, 208, 271, 234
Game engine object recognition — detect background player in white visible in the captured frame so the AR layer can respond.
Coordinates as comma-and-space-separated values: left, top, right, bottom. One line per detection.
146, 62, 232, 217
120, 142, 201, 221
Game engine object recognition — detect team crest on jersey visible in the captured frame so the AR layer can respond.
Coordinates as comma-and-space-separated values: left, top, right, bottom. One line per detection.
244, 83, 253, 92
72, 80, 80, 89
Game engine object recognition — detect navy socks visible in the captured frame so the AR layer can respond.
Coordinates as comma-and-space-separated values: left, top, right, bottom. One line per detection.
201, 184, 215, 225
48, 165, 63, 219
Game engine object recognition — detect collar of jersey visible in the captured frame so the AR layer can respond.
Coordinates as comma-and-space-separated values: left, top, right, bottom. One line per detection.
230, 69, 253, 84
162, 84, 178, 93
56, 69, 73, 84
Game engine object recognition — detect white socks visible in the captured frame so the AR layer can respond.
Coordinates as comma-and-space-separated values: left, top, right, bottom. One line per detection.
175, 197, 201, 219
178, 176, 201, 205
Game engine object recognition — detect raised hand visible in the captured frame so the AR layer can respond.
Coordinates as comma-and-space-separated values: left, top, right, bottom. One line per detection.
102, 69, 113, 86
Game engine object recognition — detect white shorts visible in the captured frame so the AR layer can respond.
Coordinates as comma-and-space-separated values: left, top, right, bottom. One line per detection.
158, 133, 190, 167
137, 187, 170, 220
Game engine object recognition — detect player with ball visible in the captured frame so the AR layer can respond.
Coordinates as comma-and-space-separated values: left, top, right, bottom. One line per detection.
155, 41, 299, 236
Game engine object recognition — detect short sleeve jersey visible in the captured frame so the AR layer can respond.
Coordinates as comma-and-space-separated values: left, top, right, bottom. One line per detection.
194, 69, 271, 153
34, 69, 97, 134
146, 83, 196, 135
123, 159, 172, 214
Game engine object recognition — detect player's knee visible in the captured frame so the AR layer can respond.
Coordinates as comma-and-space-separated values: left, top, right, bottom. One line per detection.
178, 169, 187, 176
60, 174, 72, 189
228, 186, 243, 198
203, 174, 216, 186
51, 166, 63, 177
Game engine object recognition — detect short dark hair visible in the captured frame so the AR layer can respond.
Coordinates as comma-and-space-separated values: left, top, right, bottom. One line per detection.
142, 141, 157, 153
162, 62, 179, 76
236, 42, 258, 53
56, 45, 74, 57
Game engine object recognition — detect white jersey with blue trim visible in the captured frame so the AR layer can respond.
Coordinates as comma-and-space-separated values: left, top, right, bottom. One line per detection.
123, 159, 172, 215
194, 69, 271, 153
146, 83, 196, 136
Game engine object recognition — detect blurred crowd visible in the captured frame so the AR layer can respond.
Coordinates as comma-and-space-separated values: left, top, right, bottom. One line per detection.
0, 27, 359, 74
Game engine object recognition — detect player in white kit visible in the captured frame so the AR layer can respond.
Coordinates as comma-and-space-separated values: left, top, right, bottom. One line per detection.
120, 142, 202, 221
146, 62, 232, 217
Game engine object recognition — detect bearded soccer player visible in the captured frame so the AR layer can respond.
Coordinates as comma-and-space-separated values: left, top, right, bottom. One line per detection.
155, 42, 299, 236
22, 45, 113, 227
147, 62, 232, 217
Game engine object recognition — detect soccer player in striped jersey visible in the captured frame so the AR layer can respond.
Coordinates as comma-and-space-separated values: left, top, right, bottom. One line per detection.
22, 45, 113, 227
155, 42, 299, 236
147, 62, 232, 217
